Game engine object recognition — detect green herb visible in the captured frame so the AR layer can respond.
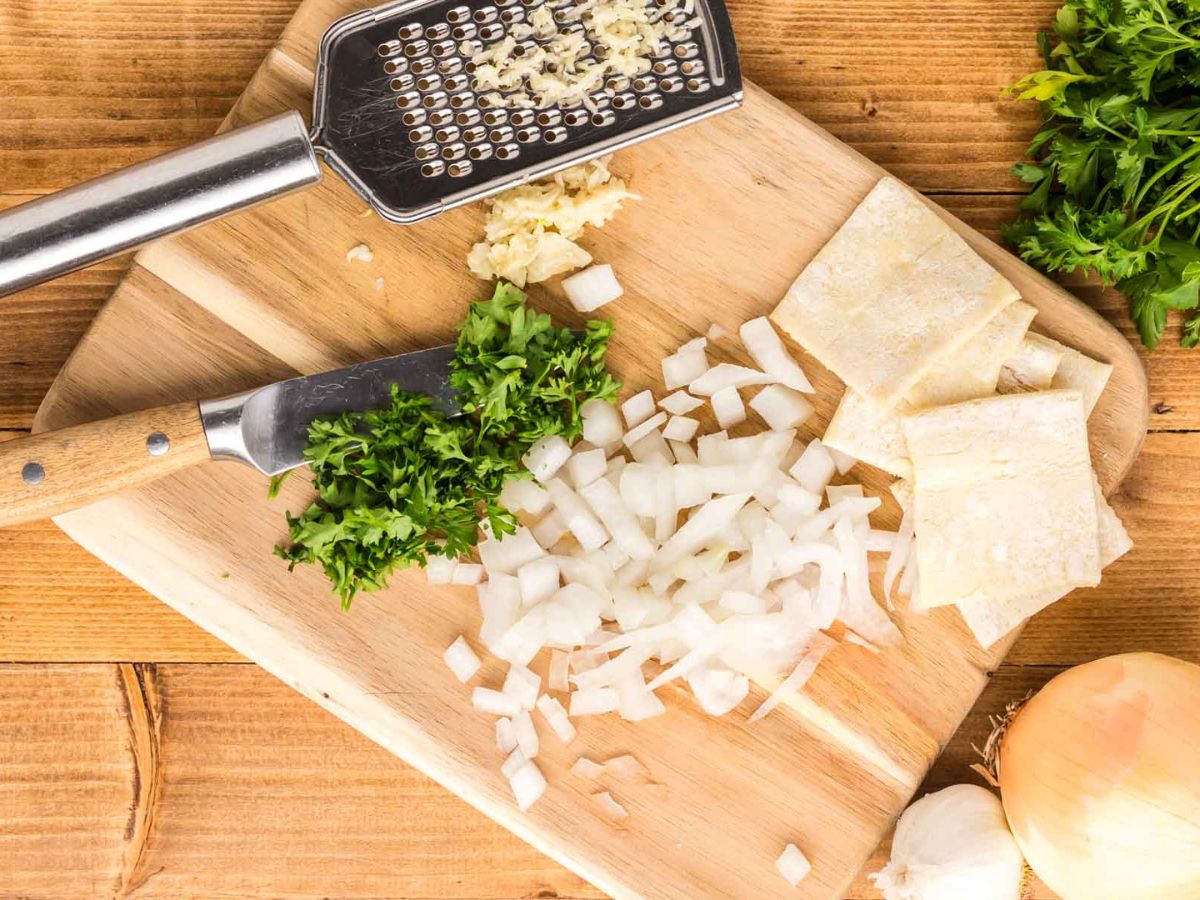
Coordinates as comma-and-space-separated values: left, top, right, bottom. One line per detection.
275, 282, 619, 608
1004, 0, 1200, 348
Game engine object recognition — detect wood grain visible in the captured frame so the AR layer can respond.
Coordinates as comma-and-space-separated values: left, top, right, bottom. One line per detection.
0, 401, 208, 528
0, 662, 1068, 898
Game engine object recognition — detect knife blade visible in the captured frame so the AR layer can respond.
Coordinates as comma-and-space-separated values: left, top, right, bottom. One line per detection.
199, 343, 459, 475
0, 343, 462, 529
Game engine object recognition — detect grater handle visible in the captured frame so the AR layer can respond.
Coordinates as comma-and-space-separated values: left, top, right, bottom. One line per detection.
0, 111, 322, 298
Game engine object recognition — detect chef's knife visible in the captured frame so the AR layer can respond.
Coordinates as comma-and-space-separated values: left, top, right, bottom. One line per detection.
0, 344, 458, 529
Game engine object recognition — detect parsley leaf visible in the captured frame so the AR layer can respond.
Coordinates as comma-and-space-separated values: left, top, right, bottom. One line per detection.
275, 282, 620, 608
1006, 0, 1200, 347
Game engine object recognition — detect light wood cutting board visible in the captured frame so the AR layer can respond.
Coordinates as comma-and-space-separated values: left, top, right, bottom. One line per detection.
33, 0, 1148, 895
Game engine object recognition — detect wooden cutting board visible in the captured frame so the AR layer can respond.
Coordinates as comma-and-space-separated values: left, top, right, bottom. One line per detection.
33, 0, 1148, 895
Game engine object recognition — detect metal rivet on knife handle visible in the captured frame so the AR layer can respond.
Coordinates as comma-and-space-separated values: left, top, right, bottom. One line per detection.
21, 462, 45, 486
146, 432, 171, 457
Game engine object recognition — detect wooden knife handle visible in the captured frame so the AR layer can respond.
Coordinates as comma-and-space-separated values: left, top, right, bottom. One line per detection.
0, 401, 210, 528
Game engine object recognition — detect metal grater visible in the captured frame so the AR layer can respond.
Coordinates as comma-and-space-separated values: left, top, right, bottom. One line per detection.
0, 0, 742, 296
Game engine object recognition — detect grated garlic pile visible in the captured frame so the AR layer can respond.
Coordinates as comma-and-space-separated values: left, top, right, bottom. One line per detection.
467, 155, 635, 286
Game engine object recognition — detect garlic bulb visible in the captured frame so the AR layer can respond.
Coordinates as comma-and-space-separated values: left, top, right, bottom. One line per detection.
871, 784, 1024, 900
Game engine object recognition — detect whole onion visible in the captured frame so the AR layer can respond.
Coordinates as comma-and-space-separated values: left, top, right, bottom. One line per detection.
998, 652, 1200, 899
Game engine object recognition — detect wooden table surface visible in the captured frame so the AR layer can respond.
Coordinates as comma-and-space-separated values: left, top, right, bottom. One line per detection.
0, 1, 1192, 897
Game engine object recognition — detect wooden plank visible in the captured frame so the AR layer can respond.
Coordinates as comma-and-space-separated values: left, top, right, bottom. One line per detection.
0, 661, 1074, 898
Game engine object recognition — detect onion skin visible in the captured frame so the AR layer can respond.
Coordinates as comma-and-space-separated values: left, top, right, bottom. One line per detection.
999, 652, 1200, 900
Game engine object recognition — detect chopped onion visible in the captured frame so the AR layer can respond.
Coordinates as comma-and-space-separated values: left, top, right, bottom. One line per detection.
548, 649, 570, 692
788, 439, 837, 495
662, 347, 709, 390
508, 760, 546, 811
622, 410, 667, 448
513, 708, 539, 757
517, 557, 560, 607
687, 667, 750, 715
522, 434, 572, 483
592, 790, 629, 820
750, 384, 814, 430
739, 317, 815, 393
660, 390, 704, 415
668, 439, 698, 464
615, 671, 668, 721
689, 363, 773, 396
473, 686, 523, 717
562, 263, 623, 312
720, 591, 767, 615
581, 398, 623, 446
621, 390, 656, 428
503, 664, 541, 710
545, 478, 610, 551
479, 527, 547, 576
828, 445, 858, 475
566, 447, 608, 488
749, 633, 837, 722
579, 477, 656, 560
628, 429, 673, 465
710, 386, 746, 429
706, 322, 729, 341
662, 415, 700, 442
443, 635, 482, 683
535, 694, 577, 744
619, 463, 660, 517
478, 575, 521, 646
496, 716, 518, 753
451, 563, 484, 586
501, 746, 528, 779
499, 477, 551, 516
571, 756, 606, 779
603, 753, 650, 782
654, 493, 751, 569
569, 687, 620, 716
425, 554, 459, 585
776, 843, 812, 886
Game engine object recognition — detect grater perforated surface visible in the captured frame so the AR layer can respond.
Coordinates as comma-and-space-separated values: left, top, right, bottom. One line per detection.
311, 0, 741, 223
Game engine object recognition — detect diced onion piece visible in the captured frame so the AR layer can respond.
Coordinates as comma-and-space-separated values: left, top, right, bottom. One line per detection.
619, 463, 661, 517
710, 386, 746, 429
678, 336, 707, 354
451, 563, 484, 586
569, 687, 620, 716
478, 575, 522, 646
571, 756, 606, 779
706, 322, 729, 341
615, 672, 668, 721
531, 510, 569, 549
579, 477, 656, 560
621, 390, 656, 429
581, 398, 623, 446
669, 439, 698, 464
566, 447, 608, 488
499, 477, 551, 515
662, 347, 709, 390
569, 649, 604, 673
662, 415, 700, 442
776, 482, 821, 515
655, 493, 751, 570
517, 557, 560, 607
720, 591, 767, 615
491, 604, 549, 667
513, 708, 539, 757
748, 633, 837, 723
687, 667, 749, 716
603, 753, 650, 782
501, 747, 528, 779
562, 263, 623, 312
503, 664, 541, 710
689, 363, 773, 396
345, 243, 374, 263
535, 694, 577, 744
750, 384, 814, 431
828, 445, 858, 475
473, 686, 523, 717
788, 439, 838, 495
443, 635, 482, 682
548, 649, 570, 692
739, 317, 815, 393
480, 527, 547, 576
776, 843, 812, 886
628, 429, 673, 465
660, 390, 704, 416
622, 410, 667, 448
545, 478, 610, 551
522, 434, 572, 483
509, 760, 547, 812
592, 790, 629, 821
425, 555, 459, 585
496, 716, 517, 753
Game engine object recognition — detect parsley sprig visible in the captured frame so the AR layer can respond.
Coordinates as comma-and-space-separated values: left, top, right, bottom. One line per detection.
1004, 0, 1200, 348
275, 282, 619, 608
